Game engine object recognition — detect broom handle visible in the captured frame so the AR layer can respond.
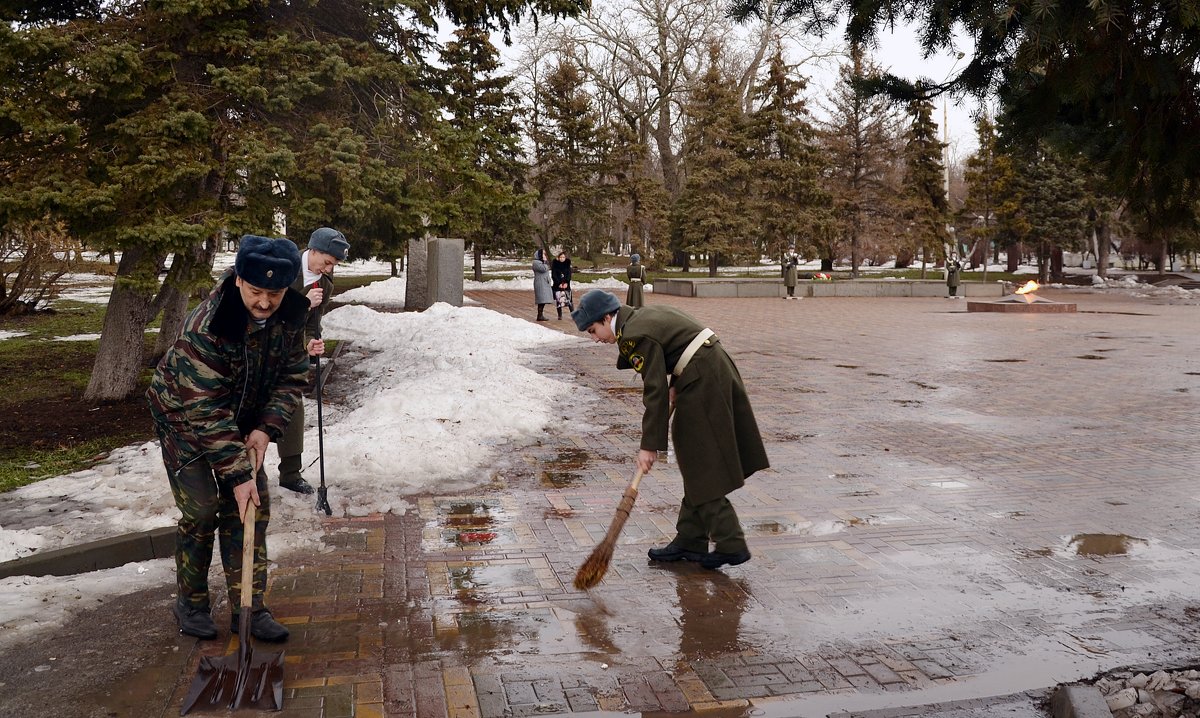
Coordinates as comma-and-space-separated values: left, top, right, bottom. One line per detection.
598, 469, 644, 545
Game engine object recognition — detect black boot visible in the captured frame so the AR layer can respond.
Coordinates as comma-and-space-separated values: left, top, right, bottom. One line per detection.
279, 454, 315, 494
173, 600, 218, 640
647, 542, 708, 562
700, 549, 752, 570
232, 608, 289, 642
536, 304, 548, 321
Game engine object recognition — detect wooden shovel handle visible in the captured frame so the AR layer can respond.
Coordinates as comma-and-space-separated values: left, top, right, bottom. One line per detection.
241, 449, 257, 611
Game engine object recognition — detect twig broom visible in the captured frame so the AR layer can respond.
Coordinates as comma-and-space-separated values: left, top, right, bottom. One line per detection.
573, 469, 645, 590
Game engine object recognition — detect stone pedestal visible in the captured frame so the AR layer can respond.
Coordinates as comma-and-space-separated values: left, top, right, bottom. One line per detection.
405, 236, 464, 311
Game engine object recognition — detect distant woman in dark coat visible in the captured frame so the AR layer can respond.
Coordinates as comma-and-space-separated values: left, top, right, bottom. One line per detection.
532, 249, 553, 321
551, 251, 573, 320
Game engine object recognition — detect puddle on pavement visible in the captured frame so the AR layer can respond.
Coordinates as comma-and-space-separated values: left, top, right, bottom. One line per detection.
1076, 354, 1107, 360
985, 358, 1027, 363
747, 519, 807, 535
1066, 533, 1147, 556
835, 364, 860, 369
910, 380, 939, 390
430, 500, 511, 547
1017, 533, 1149, 559
541, 447, 591, 488
836, 513, 912, 528
449, 564, 539, 594
987, 510, 1028, 519
928, 480, 968, 489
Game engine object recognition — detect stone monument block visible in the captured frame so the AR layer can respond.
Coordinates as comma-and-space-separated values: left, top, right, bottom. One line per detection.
405, 235, 463, 310
428, 237, 464, 307
405, 236, 430, 311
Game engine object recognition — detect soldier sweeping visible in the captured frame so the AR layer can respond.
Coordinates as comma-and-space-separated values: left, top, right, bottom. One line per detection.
148, 235, 308, 642
571, 291, 769, 569
276, 227, 350, 494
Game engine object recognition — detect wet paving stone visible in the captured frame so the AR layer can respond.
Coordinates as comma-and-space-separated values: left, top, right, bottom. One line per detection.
18, 289, 1200, 718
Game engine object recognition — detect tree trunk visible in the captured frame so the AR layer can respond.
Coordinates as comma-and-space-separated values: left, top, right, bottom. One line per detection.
850, 229, 861, 278
390, 258, 399, 277
473, 244, 483, 282
84, 246, 161, 401
708, 252, 718, 277
1050, 247, 1064, 281
1006, 242, 1021, 273
1096, 220, 1111, 280
151, 286, 189, 362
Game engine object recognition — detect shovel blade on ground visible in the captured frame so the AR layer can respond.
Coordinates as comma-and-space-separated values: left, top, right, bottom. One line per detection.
180, 647, 285, 714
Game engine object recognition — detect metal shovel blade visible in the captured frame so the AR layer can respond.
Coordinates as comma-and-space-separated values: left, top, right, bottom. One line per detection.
180, 623, 285, 714
181, 497, 284, 714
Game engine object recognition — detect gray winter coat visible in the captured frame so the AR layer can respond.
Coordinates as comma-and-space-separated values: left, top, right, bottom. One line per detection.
533, 258, 554, 304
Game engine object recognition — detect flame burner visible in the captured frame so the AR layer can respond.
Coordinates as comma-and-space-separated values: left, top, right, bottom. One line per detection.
967, 291, 1077, 313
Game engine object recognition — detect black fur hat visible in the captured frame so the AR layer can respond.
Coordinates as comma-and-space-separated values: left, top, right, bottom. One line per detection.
235, 235, 301, 290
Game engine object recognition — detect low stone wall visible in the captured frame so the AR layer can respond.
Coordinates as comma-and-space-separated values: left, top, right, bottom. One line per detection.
656, 278, 1008, 298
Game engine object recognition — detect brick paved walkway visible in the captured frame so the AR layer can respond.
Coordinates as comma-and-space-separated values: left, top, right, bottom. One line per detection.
6, 287, 1199, 717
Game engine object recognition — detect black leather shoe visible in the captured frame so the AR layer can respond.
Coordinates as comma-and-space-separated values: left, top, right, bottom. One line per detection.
701, 549, 752, 570
173, 602, 218, 640
647, 543, 708, 562
232, 609, 289, 642
280, 475, 315, 495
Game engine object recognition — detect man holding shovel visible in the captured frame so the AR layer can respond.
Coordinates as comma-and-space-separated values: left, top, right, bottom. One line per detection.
571, 291, 770, 570
148, 235, 308, 642
276, 226, 350, 495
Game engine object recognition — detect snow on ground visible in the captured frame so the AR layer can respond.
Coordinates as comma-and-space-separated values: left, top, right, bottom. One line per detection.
51, 333, 101, 342
0, 330, 29, 341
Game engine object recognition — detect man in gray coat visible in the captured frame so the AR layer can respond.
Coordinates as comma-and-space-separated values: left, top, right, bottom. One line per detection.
277, 227, 350, 494
572, 291, 769, 569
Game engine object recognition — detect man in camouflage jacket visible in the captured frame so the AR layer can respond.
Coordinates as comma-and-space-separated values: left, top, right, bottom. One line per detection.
571, 291, 769, 570
147, 235, 308, 642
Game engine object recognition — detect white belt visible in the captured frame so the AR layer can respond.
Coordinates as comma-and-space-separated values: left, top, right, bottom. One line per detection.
673, 328, 715, 377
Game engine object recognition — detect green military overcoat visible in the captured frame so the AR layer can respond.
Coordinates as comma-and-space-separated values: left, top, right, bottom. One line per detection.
277, 268, 335, 457
614, 305, 769, 504
626, 263, 646, 307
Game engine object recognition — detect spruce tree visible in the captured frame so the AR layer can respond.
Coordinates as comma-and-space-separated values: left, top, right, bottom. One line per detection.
675, 43, 755, 277
898, 91, 948, 273
961, 114, 1014, 282
437, 26, 535, 281
530, 56, 612, 259
821, 45, 904, 276
748, 50, 833, 262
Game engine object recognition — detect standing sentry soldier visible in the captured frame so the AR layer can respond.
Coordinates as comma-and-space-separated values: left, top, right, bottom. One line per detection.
626, 254, 647, 308
277, 227, 350, 494
147, 235, 308, 642
571, 291, 769, 569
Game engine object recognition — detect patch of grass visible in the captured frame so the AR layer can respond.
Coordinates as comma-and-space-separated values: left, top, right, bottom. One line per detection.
0, 435, 147, 493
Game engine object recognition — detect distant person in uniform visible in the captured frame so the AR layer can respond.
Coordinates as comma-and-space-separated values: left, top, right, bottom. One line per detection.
571, 291, 769, 569
277, 227, 350, 494
784, 256, 799, 299
626, 253, 646, 308
946, 256, 962, 298
533, 249, 553, 321
148, 235, 307, 642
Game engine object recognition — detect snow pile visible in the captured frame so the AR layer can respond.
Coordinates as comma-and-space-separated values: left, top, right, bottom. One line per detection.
337, 276, 407, 307
313, 301, 584, 516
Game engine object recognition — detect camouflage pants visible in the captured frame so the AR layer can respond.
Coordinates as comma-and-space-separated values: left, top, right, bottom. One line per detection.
163, 449, 271, 614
